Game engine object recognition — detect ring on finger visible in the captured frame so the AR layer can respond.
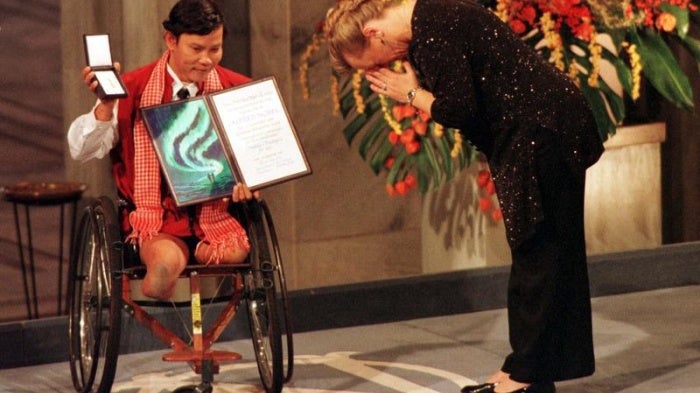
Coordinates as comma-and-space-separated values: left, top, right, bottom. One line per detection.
382, 82, 388, 91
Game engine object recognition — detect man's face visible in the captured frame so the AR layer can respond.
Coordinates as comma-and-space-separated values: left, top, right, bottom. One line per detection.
166, 26, 224, 83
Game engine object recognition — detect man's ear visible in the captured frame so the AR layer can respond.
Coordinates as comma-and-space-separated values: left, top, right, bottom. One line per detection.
164, 31, 178, 50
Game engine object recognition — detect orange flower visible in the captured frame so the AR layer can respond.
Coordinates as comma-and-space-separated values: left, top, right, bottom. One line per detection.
395, 181, 409, 195
476, 169, 491, 188
392, 104, 415, 122
384, 156, 395, 169
405, 141, 421, 155
401, 105, 416, 119
655, 12, 677, 32
479, 197, 493, 212
519, 5, 537, 25
392, 105, 406, 121
404, 173, 417, 188
386, 183, 397, 196
400, 128, 416, 144
388, 131, 400, 145
412, 120, 428, 136
492, 208, 503, 221
510, 19, 527, 34
485, 179, 497, 195
417, 109, 431, 122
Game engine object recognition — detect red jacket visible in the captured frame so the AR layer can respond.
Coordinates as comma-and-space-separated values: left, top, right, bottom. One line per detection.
111, 60, 250, 237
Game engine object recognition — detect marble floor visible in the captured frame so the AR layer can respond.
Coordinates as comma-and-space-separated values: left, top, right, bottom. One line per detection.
0, 285, 697, 393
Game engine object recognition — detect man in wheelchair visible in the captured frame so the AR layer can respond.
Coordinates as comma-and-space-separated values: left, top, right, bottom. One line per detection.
67, 0, 258, 300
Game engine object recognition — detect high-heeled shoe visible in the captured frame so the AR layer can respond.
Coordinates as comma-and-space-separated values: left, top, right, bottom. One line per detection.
460, 383, 496, 393
487, 382, 556, 393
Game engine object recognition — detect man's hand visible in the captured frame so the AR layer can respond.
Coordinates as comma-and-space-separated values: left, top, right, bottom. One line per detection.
231, 183, 260, 203
83, 62, 120, 121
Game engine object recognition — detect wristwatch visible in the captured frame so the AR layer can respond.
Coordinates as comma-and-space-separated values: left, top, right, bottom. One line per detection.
407, 87, 422, 106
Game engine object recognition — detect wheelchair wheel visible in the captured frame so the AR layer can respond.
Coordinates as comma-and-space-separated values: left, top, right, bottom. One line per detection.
244, 200, 284, 393
259, 199, 294, 382
67, 197, 122, 393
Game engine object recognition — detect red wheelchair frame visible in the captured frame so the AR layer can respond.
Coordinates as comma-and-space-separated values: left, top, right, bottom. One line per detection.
66, 197, 293, 393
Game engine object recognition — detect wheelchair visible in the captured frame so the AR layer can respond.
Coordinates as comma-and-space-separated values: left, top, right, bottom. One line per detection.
66, 196, 294, 393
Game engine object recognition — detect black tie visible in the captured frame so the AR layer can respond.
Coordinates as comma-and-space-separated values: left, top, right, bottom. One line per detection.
176, 87, 190, 100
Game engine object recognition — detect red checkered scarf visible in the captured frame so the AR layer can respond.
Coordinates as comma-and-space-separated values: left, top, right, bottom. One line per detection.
126, 51, 249, 263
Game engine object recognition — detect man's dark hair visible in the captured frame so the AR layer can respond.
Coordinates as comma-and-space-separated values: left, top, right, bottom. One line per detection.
162, 0, 226, 38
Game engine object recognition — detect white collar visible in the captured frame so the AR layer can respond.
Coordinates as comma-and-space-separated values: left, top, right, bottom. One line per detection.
167, 64, 198, 99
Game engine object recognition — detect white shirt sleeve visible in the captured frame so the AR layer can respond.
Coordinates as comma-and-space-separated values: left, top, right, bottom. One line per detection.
67, 100, 120, 162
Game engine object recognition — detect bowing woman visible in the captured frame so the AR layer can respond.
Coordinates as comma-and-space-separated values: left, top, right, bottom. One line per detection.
323, 0, 604, 392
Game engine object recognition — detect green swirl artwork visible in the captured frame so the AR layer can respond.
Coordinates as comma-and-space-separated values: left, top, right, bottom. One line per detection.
142, 99, 235, 205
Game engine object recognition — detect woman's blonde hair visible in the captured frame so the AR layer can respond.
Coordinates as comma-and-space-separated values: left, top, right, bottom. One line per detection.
324, 0, 392, 74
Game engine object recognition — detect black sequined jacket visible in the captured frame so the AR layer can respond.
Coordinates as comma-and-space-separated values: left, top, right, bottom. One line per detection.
409, 0, 604, 248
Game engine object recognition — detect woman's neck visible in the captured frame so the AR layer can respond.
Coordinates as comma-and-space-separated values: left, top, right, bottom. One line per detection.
390, 0, 416, 42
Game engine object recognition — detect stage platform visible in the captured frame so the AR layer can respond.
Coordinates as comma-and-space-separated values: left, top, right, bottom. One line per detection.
0, 285, 697, 393
0, 240, 698, 392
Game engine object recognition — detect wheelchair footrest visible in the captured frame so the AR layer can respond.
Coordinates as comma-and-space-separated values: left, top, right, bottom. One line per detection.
162, 349, 242, 363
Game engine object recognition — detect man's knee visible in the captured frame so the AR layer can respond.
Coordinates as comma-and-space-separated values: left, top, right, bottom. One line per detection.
140, 235, 189, 267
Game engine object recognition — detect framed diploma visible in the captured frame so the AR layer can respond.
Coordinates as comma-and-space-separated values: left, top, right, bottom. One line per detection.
83, 34, 128, 99
140, 76, 312, 206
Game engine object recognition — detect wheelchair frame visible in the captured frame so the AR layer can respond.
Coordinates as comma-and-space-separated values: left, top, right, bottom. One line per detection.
66, 197, 293, 393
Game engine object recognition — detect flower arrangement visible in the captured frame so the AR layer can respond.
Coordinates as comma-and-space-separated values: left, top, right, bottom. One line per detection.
484, 0, 700, 135
299, 0, 700, 203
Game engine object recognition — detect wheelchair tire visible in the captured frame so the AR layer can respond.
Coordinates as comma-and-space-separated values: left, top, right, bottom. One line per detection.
245, 200, 284, 393
67, 197, 122, 393
259, 199, 294, 382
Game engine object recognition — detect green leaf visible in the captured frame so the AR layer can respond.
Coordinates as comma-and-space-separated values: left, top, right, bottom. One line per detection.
342, 97, 380, 144
580, 84, 616, 140
678, 34, 700, 67
422, 137, 443, 188
434, 135, 454, 182
358, 120, 389, 160
386, 149, 407, 185
596, 77, 626, 124
604, 28, 629, 50
630, 28, 694, 110
416, 153, 431, 193
368, 139, 394, 175
600, 46, 634, 97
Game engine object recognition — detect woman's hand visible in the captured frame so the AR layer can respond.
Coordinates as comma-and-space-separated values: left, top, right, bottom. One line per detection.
365, 61, 433, 115
231, 183, 260, 203
365, 61, 419, 104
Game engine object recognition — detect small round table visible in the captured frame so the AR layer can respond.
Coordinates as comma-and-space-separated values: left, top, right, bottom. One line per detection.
2, 181, 86, 319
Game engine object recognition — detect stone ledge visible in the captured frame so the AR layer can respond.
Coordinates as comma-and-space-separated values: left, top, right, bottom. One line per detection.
604, 122, 666, 149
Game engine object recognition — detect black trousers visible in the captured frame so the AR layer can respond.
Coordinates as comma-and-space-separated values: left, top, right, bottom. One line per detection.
500, 132, 595, 383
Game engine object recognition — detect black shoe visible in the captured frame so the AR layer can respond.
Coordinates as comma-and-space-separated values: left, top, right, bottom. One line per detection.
502, 382, 556, 393
461, 383, 496, 393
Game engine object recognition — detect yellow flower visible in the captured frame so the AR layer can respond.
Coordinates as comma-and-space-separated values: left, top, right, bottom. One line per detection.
331, 75, 340, 116
541, 13, 565, 71
379, 95, 403, 134
495, 0, 511, 22
433, 122, 444, 138
352, 70, 366, 114
567, 59, 581, 87
299, 32, 323, 100
450, 129, 463, 158
624, 42, 643, 101
587, 31, 602, 88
